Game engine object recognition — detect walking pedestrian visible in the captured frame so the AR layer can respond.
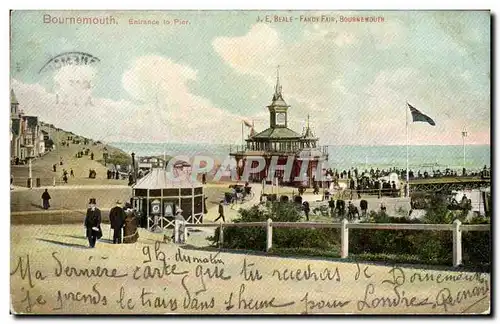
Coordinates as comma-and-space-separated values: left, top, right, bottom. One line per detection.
84, 198, 102, 248
214, 200, 225, 222
336, 200, 345, 218
328, 197, 335, 217
313, 183, 319, 195
360, 199, 368, 218
70, 168, 74, 177
380, 202, 387, 214
303, 201, 310, 221
123, 203, 139, 244
41, 189, 51, 209
174, 209, 186, 243
347, 201, 358, 221
109, 200, 125, 244
230, 186, 237, 209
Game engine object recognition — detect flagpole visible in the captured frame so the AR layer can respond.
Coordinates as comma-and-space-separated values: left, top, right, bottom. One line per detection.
462, 126, 468, 173
241, 121, 244, 149
406, 102, 410, 198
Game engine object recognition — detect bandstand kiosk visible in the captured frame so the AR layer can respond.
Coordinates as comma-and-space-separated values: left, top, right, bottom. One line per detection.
131, 165, 204, 231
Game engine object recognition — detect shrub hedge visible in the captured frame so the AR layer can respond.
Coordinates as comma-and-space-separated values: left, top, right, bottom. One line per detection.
207, 196, 490, 269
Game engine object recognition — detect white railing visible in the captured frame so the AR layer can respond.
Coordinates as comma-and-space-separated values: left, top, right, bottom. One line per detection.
174, 219, 490, 268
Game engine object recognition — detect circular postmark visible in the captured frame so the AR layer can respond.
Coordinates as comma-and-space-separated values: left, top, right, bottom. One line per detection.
40, 52, 101, 107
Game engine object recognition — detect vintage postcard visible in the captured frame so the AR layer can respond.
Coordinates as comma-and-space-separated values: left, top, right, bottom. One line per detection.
9, 10, 491, 315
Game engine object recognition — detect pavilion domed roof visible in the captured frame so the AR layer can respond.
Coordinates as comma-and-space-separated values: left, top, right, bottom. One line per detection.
133, 168, 201, 189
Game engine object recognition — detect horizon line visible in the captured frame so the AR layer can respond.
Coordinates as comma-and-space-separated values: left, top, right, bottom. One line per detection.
108, 141, 491, 147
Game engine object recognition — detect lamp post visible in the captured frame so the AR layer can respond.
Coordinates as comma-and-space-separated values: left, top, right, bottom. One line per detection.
26, 144, 34, 189
131, 152, 136, 182
461, 127, 468, 173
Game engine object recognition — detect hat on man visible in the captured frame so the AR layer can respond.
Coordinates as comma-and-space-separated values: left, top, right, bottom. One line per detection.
115, 200, 122, 205
176, 208, 183, 214
89, 198, 97, 204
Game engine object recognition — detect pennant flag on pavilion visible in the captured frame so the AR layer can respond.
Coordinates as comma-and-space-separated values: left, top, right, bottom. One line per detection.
407, 103, 436, 126
242, 119, 252, 127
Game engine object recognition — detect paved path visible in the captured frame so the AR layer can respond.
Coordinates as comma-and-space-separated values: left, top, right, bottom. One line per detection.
11, 126, 129, 188
203, 183, 263, 223
11, 184, 131, 192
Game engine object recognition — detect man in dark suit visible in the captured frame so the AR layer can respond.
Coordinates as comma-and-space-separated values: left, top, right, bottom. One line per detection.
328, 197, 335, 217
302, 201, 310, 221
214, 201, 225, 222
41, 189, 51, 210
109, 200, 125, 244
84, 198, 102, 248
360, 199, 368, 218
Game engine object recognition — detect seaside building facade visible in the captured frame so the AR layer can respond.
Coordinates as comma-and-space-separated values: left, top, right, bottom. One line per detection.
10, 89, 23, 162
137, 156, 170, 177
229, 72, 329, 187
10, 89, 48, 164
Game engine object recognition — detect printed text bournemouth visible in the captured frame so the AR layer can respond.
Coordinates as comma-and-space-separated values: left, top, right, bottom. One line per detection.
43, 15, 117, 25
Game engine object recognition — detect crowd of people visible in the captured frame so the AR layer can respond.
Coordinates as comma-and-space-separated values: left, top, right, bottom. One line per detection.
306, 165, 492, 199
223, 182, 252, 208
88, 169, 97, 178
75, 148, 92, 159
325, 165, 491, 181
107, 169, 122, 180
61, 168, 75, 183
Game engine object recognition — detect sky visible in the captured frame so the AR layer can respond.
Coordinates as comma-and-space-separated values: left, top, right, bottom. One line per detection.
10, 10, 490, 145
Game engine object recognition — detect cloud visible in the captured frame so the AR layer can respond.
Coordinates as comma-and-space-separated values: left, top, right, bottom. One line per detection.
213, 23, 282, 77
12, 55, 245, 144
213, 19, 490, 146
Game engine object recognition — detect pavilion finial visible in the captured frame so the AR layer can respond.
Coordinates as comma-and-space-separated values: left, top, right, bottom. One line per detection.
304, 114, 314, 138
274, 65, 282, 98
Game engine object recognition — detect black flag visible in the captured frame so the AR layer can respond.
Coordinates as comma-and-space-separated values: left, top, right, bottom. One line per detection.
407, 103, 435, 126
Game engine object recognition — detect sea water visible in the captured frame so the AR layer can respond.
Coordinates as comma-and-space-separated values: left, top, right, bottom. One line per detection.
110, 142, 490, 172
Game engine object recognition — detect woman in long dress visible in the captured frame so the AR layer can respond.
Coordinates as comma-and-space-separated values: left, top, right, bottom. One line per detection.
123, 203, 139, 244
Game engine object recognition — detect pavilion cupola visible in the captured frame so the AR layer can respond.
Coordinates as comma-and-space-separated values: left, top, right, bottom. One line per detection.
267, 66, 290, 128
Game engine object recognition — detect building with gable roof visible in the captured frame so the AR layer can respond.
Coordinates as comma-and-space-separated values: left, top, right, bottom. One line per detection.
10, 89, 45, 163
